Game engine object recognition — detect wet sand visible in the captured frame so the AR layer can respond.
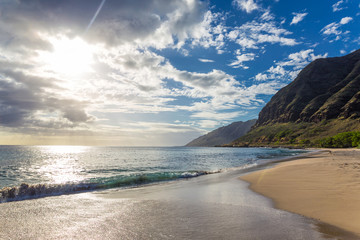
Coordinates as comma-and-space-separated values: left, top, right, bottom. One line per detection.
241, 149, 360, 237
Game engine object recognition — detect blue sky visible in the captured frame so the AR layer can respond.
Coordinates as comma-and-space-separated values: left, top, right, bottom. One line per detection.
0, 0, 359, 146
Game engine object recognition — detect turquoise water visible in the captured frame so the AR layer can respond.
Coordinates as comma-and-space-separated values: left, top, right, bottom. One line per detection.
0, 146, 307, 202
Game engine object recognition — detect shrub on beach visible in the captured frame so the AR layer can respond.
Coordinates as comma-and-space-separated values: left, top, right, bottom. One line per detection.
319, 131, 360, 148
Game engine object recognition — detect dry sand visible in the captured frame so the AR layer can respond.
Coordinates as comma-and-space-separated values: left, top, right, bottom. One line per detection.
240, 149, 360, 236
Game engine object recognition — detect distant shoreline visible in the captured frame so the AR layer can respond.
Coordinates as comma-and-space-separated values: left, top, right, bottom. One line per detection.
240, 148, 360, 237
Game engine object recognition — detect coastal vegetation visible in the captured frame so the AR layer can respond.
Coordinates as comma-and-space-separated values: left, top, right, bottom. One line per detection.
230, 119, 360, 148
319, 131, 360, 148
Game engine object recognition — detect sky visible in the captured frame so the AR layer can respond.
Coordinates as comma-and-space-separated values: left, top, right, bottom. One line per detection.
0, 0, 359, 146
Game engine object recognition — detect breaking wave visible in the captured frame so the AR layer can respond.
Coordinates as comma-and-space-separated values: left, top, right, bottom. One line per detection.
0, 170, 219, 203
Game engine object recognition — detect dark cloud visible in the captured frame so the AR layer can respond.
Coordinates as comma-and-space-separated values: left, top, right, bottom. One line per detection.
46, 97, 94, 123
62, 108, 92, 123
0, 68, 61, 90
0, 107, 28, 127
0, 69, 93, 128
0, 77, 41, 111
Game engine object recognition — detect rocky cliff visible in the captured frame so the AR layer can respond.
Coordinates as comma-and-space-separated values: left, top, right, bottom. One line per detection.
255, 49, 360, 127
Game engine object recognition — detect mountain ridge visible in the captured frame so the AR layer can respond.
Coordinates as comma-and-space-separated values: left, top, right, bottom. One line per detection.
186, 119, 256, 147
232, 50, 360, 147
254, 49, 360, 128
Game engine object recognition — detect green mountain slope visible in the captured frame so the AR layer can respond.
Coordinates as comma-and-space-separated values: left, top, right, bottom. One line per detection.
186, 119, 256, 147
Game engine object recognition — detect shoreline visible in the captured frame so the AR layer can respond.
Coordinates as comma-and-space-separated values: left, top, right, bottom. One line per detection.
0, 149, 358, 239
0, 163, 329, 240
240, 148, 360, 237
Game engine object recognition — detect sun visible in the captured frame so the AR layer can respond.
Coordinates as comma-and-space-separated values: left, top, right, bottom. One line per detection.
40, 36, 95, 76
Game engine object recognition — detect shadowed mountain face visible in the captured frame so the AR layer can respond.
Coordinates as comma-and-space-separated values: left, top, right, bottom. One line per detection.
255, 49, 360, 127
186, 119, 256, 147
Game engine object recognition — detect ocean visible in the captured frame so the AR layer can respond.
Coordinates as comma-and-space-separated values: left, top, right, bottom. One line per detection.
0, 145, 306, 203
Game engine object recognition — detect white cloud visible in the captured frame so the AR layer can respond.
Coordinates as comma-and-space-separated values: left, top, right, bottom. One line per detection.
290, 12, 308, 25
139, 3, 218, 50
321, 22, 342, 35
228, 51, 256, 69
254, 49, 328, 82
332, 0, 346, 12
279, 49, 328, 69
321, 17, 353, 40
227, 20, 298, 50
198, 58, 215, 63
245, 81, 284, 97
235, 37, 258, 49
227, 30, 239, 40
189, 11, 227, 52
260, 9, 275, 21
197, 120, 221, 129
340, 17, 353, 25
191, 111, 243, 121
256, 34, 298, 46
255, 73, 268, 81
233, 0, 260, 13
94, 45, 273, 123
268, 65, 286, 75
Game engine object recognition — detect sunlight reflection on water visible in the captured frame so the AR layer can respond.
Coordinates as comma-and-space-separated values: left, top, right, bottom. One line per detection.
37, 146, 89, 184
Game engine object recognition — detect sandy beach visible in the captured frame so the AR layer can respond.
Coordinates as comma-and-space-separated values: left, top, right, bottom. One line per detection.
240, 149, 360, 237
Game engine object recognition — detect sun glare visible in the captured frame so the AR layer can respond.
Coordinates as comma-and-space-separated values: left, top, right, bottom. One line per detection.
37, 146, 88, 184
41, 145, 89, 154
40, 36, 95, 76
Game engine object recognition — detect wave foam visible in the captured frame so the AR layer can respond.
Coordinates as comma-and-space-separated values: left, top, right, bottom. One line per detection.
0, 170, 219, 203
